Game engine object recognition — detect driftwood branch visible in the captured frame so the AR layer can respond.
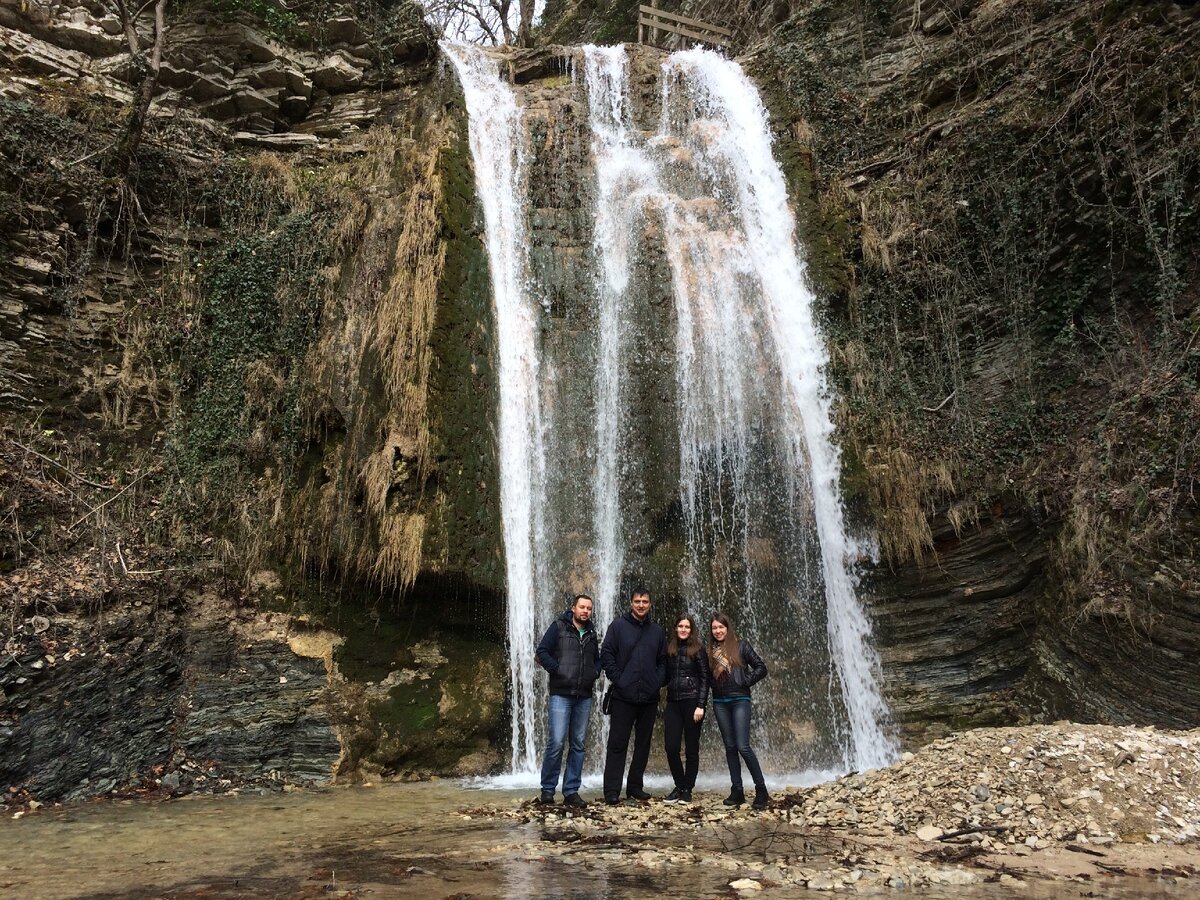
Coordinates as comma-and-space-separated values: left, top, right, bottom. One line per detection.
937, 824, 1008, 841
1065, 843, 1107, 857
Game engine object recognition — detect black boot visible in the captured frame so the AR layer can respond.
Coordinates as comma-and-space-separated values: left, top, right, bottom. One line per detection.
752, 784, 770, 810
723, 788, 745, 806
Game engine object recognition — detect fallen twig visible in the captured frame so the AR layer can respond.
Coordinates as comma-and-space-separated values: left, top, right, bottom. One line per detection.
1065, 843, 1107, 857
68, 467, 157, 531
115, 540, 183, 577
116, 541, 131, 576
8, 439, 115, 491
920, 390, 957, 413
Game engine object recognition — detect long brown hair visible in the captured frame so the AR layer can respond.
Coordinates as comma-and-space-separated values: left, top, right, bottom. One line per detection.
667, 614, 701, 658
708, 612, 743, 669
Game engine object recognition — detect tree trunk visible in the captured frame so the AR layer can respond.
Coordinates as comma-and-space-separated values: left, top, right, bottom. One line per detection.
110, 0, 167, 179
517, 0, 534, 47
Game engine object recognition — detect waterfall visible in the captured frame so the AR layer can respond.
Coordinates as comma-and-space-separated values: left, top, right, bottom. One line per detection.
582, 45, 636, 647
446, 40, 895, 782
659, 50, 894, 770
442, 42, 550, 773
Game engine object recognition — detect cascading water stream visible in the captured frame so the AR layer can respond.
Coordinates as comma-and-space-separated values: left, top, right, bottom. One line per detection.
659, 50, 894, 770
442, 42, 550, 774
447, 38, 895, 782
581, 45, 638, 648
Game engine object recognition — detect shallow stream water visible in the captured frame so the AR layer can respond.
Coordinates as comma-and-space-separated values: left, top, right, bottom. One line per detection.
0, 783, 1193, 898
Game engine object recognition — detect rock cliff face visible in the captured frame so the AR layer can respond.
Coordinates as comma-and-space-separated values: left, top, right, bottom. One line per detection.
537, 0, 1199, 743
739, 0, 1200, 741
1, 0, 506, 802
3, 0, 1197, 803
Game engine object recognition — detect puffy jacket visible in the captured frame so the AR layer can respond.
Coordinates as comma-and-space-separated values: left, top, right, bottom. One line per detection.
664, 645, 710, 707
710, 640, 767, 700
536, 610, 600, 698
600, 611, 666, 704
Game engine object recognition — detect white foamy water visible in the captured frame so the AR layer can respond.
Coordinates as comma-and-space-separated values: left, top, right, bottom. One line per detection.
464, 768, 843, 793
442, 42, 549, 774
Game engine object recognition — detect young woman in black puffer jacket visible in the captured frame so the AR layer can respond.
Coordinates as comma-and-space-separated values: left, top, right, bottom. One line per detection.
662, 614, 710, 803
709, 612, 770, 810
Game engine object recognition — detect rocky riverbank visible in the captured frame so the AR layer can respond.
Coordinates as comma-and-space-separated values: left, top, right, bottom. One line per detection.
470, 724, 1200, 893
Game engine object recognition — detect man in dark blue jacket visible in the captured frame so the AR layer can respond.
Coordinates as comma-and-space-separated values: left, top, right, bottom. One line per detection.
599, 587, 666, 804
535, 594, 600, 807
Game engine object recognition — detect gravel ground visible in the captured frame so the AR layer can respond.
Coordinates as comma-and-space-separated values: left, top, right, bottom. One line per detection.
470, 724, 1200, 893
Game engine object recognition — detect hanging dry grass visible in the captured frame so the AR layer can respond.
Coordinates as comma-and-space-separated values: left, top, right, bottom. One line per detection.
286, 120, 454, 593
370, 512, 427, 592
857, 415, 956, 567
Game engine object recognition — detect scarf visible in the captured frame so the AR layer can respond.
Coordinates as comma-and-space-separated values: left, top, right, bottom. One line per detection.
712, 644, 731, 682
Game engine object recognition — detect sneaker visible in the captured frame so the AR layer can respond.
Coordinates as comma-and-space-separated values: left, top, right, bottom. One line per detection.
604, 795, 621, 805
679, 789, 693, 803
723, 789, 745, 806
538, 791, 555, 805
664, 788, 682, 804
627, 789, 652, 802
564, 793, 587, 809
752, 785, 770, 810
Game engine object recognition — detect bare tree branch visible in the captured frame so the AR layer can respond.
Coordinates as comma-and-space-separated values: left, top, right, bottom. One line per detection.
420, 0, 516, 46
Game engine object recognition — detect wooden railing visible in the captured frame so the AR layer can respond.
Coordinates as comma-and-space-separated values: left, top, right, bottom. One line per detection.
638, 3, 732, 50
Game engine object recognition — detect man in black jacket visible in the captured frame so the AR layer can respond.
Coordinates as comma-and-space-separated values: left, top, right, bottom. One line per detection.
599, 587, 666, 804
535, 594, 600, 807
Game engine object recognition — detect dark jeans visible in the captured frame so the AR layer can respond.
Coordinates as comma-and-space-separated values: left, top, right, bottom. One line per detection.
603, 696, 657, 799
663, 699, 704, 791
713, 698, 765, 791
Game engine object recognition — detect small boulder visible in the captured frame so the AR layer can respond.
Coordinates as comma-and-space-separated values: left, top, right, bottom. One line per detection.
729, 879, 762, 892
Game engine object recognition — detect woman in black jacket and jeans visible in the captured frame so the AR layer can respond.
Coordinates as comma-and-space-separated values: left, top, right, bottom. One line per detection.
662, 614, 710, 803
709, 612, 769, 809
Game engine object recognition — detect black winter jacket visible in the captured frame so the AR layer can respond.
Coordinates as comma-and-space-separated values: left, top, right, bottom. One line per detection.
709, 640, 767, 700
536, 610, 600, 698
600, 611, 666, 704
664, 646, 711, 707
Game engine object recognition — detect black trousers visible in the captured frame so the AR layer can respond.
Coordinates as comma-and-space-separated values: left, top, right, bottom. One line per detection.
663, 699, 704, 791
603, 696, 657, 799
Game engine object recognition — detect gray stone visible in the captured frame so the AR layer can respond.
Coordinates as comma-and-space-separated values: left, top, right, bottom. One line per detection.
324, 16, 363, 45
232, 87, 280, 116
233, 132, 320, 151
309, 52, 363, 91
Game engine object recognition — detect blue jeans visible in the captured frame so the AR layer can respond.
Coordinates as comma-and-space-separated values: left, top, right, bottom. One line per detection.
540, 694, 593, 795
713, 698, 765, 791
